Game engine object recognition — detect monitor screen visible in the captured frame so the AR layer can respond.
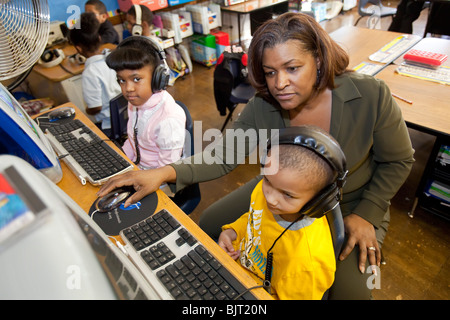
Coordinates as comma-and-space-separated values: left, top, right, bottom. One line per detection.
0, 155, 157, 299
0, 82, 62, 183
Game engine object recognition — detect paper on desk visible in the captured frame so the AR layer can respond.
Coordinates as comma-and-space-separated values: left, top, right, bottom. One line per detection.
353, 62, 385, 76
396, 63, 450, 85
369, 34, 421, 64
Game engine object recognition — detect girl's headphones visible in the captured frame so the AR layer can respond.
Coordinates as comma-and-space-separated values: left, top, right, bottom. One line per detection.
266, 126, 348, 219
131, 4, 143, 36
38, 49, 65, 68
117, 35, 170, 93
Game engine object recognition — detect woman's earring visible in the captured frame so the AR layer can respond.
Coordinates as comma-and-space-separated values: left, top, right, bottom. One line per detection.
316, 69, 321, 86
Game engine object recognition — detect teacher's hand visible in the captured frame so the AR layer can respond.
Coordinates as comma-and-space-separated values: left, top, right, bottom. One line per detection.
339, 213, 381, 274
97, 165, 177, 207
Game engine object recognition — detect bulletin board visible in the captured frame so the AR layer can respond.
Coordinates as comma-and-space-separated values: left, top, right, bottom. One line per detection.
48, 0, 120, 22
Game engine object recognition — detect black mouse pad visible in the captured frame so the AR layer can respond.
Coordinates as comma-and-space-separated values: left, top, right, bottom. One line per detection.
89, 192, 158, 236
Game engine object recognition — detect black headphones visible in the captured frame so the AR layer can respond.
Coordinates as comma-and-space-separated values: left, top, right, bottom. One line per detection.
117, 35, 170, 93
265, 126, 347, 219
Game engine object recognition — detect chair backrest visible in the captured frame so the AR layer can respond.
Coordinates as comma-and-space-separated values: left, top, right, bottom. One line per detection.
170, 101, 201, 215
358, 0, 381, 15
325, 205, 345, 260
109, 93, 128, 144
213, 51, 249, 115
175, 100, 194, 158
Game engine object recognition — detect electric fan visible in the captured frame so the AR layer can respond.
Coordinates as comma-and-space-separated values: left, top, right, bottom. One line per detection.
0, 0, 50, 89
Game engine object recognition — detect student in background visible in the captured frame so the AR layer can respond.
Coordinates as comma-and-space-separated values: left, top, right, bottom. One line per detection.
125, 4, 154, 37
105, 36, 186, 170
219, 126, 346, 299
85, 0, 119, 44
68, 12, 121, 137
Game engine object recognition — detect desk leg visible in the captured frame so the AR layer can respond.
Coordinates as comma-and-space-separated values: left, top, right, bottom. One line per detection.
238, 13, 242, 47
408, 197, 418, 218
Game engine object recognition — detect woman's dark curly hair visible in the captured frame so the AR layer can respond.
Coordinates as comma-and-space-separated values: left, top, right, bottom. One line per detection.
248, 12, 351, 105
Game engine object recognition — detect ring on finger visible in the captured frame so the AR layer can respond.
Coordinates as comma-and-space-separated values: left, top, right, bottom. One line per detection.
368, 246, 376, 251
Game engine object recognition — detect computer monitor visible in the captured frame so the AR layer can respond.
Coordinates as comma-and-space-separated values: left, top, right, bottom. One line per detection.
0, 155, 159, 299
0, 82, 62, 183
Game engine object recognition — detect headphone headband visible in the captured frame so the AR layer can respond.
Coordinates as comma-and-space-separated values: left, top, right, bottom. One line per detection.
132, 4, 143, 36
117, 35, 170, 92
266, 126, 348, 218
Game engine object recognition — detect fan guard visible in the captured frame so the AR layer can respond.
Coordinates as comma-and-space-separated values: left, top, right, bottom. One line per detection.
0, 0, 50, 81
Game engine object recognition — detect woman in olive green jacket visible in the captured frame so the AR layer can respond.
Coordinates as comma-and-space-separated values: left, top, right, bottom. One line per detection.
99, 12, 414, 299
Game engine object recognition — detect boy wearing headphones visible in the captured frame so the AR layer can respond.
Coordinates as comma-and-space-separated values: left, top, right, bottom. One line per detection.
68, 12, 121, 137
125, 4, 154, 37
218, 126, 347, 300
105, 36, 186, 170
85, 0, 119, 44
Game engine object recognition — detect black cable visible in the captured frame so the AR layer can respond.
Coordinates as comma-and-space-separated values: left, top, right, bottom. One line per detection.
58, 63, 76, 76
133, 110, 141, 165
263, 215, 304, 293
233, 285, 266, 300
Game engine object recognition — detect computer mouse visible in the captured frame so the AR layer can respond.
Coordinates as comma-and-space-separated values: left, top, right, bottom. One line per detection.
95, 186, 136, 213
48, 106, 75, 121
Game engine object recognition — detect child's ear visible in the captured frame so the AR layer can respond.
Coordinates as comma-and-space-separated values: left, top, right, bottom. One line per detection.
99, 12, 108, 23
74, 45, 84, 55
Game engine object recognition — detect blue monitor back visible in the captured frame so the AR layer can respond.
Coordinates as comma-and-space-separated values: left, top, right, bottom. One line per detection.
0, 83, 62, 183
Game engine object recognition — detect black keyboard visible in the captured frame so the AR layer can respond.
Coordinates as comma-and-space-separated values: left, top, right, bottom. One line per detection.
120, 209, 256, 300
45, 119, 133, 185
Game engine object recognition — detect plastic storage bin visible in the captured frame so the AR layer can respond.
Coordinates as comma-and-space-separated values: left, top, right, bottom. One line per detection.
185, 3, 221, 35
159, 10, 193, 44
190, 34, 217, 67
210, 29, 230, 57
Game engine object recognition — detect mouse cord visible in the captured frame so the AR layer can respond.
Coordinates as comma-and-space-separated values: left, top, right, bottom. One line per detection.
59, 63, 76, 76
107, 235, 128, 256
90, 209, 99, 219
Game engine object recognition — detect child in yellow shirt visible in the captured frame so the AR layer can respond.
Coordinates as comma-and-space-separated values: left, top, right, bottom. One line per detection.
218, 126, 347, 299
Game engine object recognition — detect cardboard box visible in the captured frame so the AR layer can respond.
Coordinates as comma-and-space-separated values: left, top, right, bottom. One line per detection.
118, 0, 168, 13
190, 34, 217, 67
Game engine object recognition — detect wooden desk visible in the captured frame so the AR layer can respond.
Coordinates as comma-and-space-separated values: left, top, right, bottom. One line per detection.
28, 43, 116, 121
221, 0, 288, 45
376, 37, 450, 136
330, 26, 420, 73
36, 103, 272, 300
32, 43, 116, 82
377, 37, 450, 218
331, 26, 450, 218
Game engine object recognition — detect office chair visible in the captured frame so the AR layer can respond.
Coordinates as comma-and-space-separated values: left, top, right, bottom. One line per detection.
213, 52, 256, 132
326, 206, 345, 261
169, 101, 201, 215
423, 1, 450, 37
321, 205, 345, 300
354, 0, 397, 28
109, 93, 129, 146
